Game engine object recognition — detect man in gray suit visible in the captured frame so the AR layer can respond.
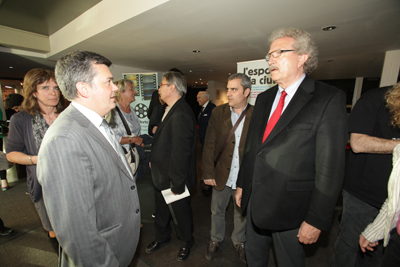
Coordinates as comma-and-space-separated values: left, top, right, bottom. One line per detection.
37, 50, 141, 267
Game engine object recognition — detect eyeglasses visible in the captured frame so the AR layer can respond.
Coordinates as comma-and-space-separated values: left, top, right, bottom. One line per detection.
265, 50, 296, 62
158, 83, 170, 89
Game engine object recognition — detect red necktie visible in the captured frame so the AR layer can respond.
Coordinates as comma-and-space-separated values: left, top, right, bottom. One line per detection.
397, 212, 400, 235
262, 90, 287, 143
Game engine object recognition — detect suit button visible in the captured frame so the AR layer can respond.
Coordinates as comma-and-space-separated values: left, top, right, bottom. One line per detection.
136, 209, 140, 213
257, 152, 263, 156
131, 185, 136, 190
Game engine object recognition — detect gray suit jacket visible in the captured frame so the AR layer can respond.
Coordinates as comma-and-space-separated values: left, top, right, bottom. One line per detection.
37, 105, 140, 267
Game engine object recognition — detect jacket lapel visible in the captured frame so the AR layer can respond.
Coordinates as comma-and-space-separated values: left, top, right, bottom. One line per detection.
69, 106, 134, 181
261, 76, 314, 147
257, 87, 278, 143
222, 104, 233, 134
152, 98, 182, 144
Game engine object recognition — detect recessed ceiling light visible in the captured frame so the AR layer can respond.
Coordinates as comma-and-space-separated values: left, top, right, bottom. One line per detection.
9, 66, 13, 69
322, 26, 337, 31
189, 70, 193, 72
5, 85, 12, 88
192, 50, 200, 53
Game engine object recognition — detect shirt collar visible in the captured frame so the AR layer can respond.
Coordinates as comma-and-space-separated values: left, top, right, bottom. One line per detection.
71, 101, 104, 128
278, 74, 306, 97
229, 102, 249, 116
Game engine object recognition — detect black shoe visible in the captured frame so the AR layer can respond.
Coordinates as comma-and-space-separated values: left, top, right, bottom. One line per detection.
145, 240, 171, 254
177, 247, 191, 262
205, 241, 220, 260
0, 227, 14, 237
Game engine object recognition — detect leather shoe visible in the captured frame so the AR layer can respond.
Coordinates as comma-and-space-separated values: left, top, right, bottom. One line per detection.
177, 247, 191, 262
0, 227, 14, 237
145, 240, 170, 254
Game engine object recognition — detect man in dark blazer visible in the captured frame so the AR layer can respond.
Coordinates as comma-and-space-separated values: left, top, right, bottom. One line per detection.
146, 71, 197, 262
197, 91, 216, 146
235, 28, 348, 266
202, 73, 253, 263
37, 51, 141, 267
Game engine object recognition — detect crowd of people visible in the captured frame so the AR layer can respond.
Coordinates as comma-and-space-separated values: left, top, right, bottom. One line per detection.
0, 26, 399, 267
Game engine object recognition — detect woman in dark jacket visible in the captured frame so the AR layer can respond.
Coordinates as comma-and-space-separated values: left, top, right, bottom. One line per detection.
6, 68, 65, 238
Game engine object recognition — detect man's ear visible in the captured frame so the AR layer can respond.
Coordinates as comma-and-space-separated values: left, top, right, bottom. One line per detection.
244, 88, 251, 98
169, 84, 176, 94
76, 82, 90, 98
298, 54, 309, 68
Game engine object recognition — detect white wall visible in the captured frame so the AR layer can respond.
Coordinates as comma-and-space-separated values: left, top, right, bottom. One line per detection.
207, 80, 227, 106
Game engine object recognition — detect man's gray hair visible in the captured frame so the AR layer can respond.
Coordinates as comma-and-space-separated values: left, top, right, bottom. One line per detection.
228, 73, 252, 91
55, 50, 112, 100
269, 28, 318, 74
198, 91, 210, 99
163, 71, 187, 97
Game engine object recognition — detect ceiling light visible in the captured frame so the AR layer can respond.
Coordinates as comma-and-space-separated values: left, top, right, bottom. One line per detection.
5, 85, 12, 88
322, 26, 337, 31
192, 50, 200, 53
9, 66, 13, 68
189, 70, 192, 72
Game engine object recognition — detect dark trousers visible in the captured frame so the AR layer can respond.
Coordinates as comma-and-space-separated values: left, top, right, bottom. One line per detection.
154, 189, 194, 248
0, 138, 5, 181
245, 201, 305, 267
332, 190, 384, 267
382, 231, 400, 267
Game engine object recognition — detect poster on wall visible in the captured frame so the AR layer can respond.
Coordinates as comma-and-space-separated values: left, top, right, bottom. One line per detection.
122, 73, 158, 135
237, 59, 276, 105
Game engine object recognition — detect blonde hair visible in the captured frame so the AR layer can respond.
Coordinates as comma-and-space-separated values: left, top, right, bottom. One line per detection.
114, 79, 134, 102
386, 82, 400, 128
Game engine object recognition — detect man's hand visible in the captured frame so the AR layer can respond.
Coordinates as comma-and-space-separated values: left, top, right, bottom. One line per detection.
297, 221, 321, 244
203, 179, 217, 187
359, 234, 379, 252
235, 187, 243, 207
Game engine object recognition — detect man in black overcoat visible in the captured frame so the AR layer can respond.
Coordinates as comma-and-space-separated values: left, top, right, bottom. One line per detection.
235, 28, 348, 266
146, 71, 197, 262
